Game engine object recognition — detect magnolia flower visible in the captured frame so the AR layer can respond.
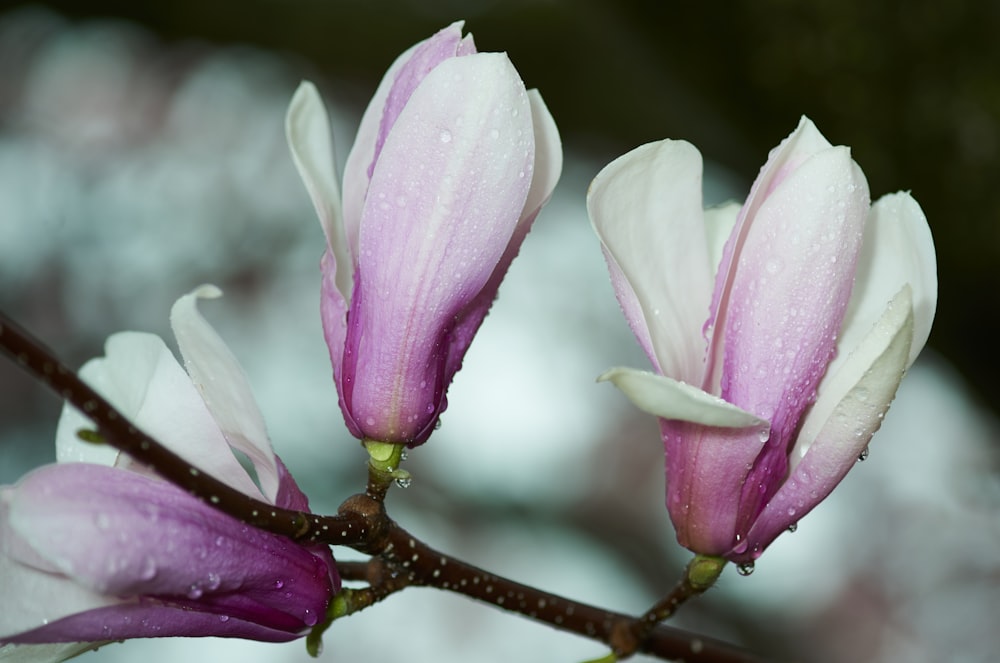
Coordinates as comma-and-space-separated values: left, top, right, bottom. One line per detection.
286, 21, 561, 446
589, 117, 936, 564
0, 287, 338, 659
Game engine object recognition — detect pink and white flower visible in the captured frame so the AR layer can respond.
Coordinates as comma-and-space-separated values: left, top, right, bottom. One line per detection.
285, 22, 561, 445
588, 117, 937, 562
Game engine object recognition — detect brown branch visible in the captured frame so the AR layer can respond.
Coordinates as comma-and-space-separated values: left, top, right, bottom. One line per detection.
333, 495, 768, 663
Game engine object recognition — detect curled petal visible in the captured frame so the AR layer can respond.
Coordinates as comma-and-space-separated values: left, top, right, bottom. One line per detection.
285, 81, 351, 302
54, 332, 263, 501
588, 140, 714, 380
598, 367, 765, 428
170, 286, 279, 502
744, 286, 915, 557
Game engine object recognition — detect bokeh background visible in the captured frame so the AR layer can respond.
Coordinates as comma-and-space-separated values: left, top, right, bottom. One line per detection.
0, 1, 997, 662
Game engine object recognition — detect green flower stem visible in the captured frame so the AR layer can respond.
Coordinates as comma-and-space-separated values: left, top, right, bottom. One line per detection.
363, 439, 408, 501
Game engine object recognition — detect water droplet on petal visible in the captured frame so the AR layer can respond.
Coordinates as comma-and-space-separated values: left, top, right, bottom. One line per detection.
439, 129, 452, 143
218, 615, 230, 623
858, 446, 870, 462
395, 476, 412, 489
787, 522, 798, 533
274, 579, 284, 589
736, 561, 755, 576
303, 608, 318, 626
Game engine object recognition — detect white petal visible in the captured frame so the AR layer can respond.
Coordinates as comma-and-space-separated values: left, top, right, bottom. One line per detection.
791, 285, 915, 467
169, 286, 278, 503
797, 192, 936, 451
588, 140, 714, 382
598, 366, 766, 428
749, 286, 914, 546
285, 81, 352, 301
56, 331, 265, 500
702, 201, 741, 275
522, 89, 562, 219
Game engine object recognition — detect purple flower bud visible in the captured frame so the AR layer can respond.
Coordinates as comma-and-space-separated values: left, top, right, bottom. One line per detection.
287, 22, 562, 445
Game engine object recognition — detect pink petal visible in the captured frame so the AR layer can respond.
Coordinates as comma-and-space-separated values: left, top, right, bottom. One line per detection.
719, 146, 870, 532
703, 117, 837, 392
5, 464, 333, 640
345, 53, 533, 441
342, 21, 467, 254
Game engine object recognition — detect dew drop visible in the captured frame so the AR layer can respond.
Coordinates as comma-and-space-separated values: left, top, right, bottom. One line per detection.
218, 615, 230, 623
439, 129, 452, 143
490, 128, 500, 139
206, 573, 221, 590
857, 446, 870, 462
274, 579, 285, 589
187, 585, 204, 599
395, 476, 412, 489
736, 561, 755, 576
365, 416, 375, 427
787, 522, 798, 533
303, 608, 318, 626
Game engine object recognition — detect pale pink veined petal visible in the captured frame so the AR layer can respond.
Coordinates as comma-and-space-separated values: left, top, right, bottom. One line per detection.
169, 286, 279, 502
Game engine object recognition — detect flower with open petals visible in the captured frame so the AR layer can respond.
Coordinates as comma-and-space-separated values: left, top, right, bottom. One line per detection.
0, 287, 338, 659
285, 21, 561, 446
589, 117, 937, 563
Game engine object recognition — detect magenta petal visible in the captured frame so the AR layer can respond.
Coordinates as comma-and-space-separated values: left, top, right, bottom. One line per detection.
717, 147, 870, 533
663, 421, 769, 555
6, 464, 334, 641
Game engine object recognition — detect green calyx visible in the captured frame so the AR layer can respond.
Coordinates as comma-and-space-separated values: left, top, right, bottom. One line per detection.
305, 591, 351, 657
686, 554, 726, 591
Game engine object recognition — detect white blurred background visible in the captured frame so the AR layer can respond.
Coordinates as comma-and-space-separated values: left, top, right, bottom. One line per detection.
0, 6, 997, 662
